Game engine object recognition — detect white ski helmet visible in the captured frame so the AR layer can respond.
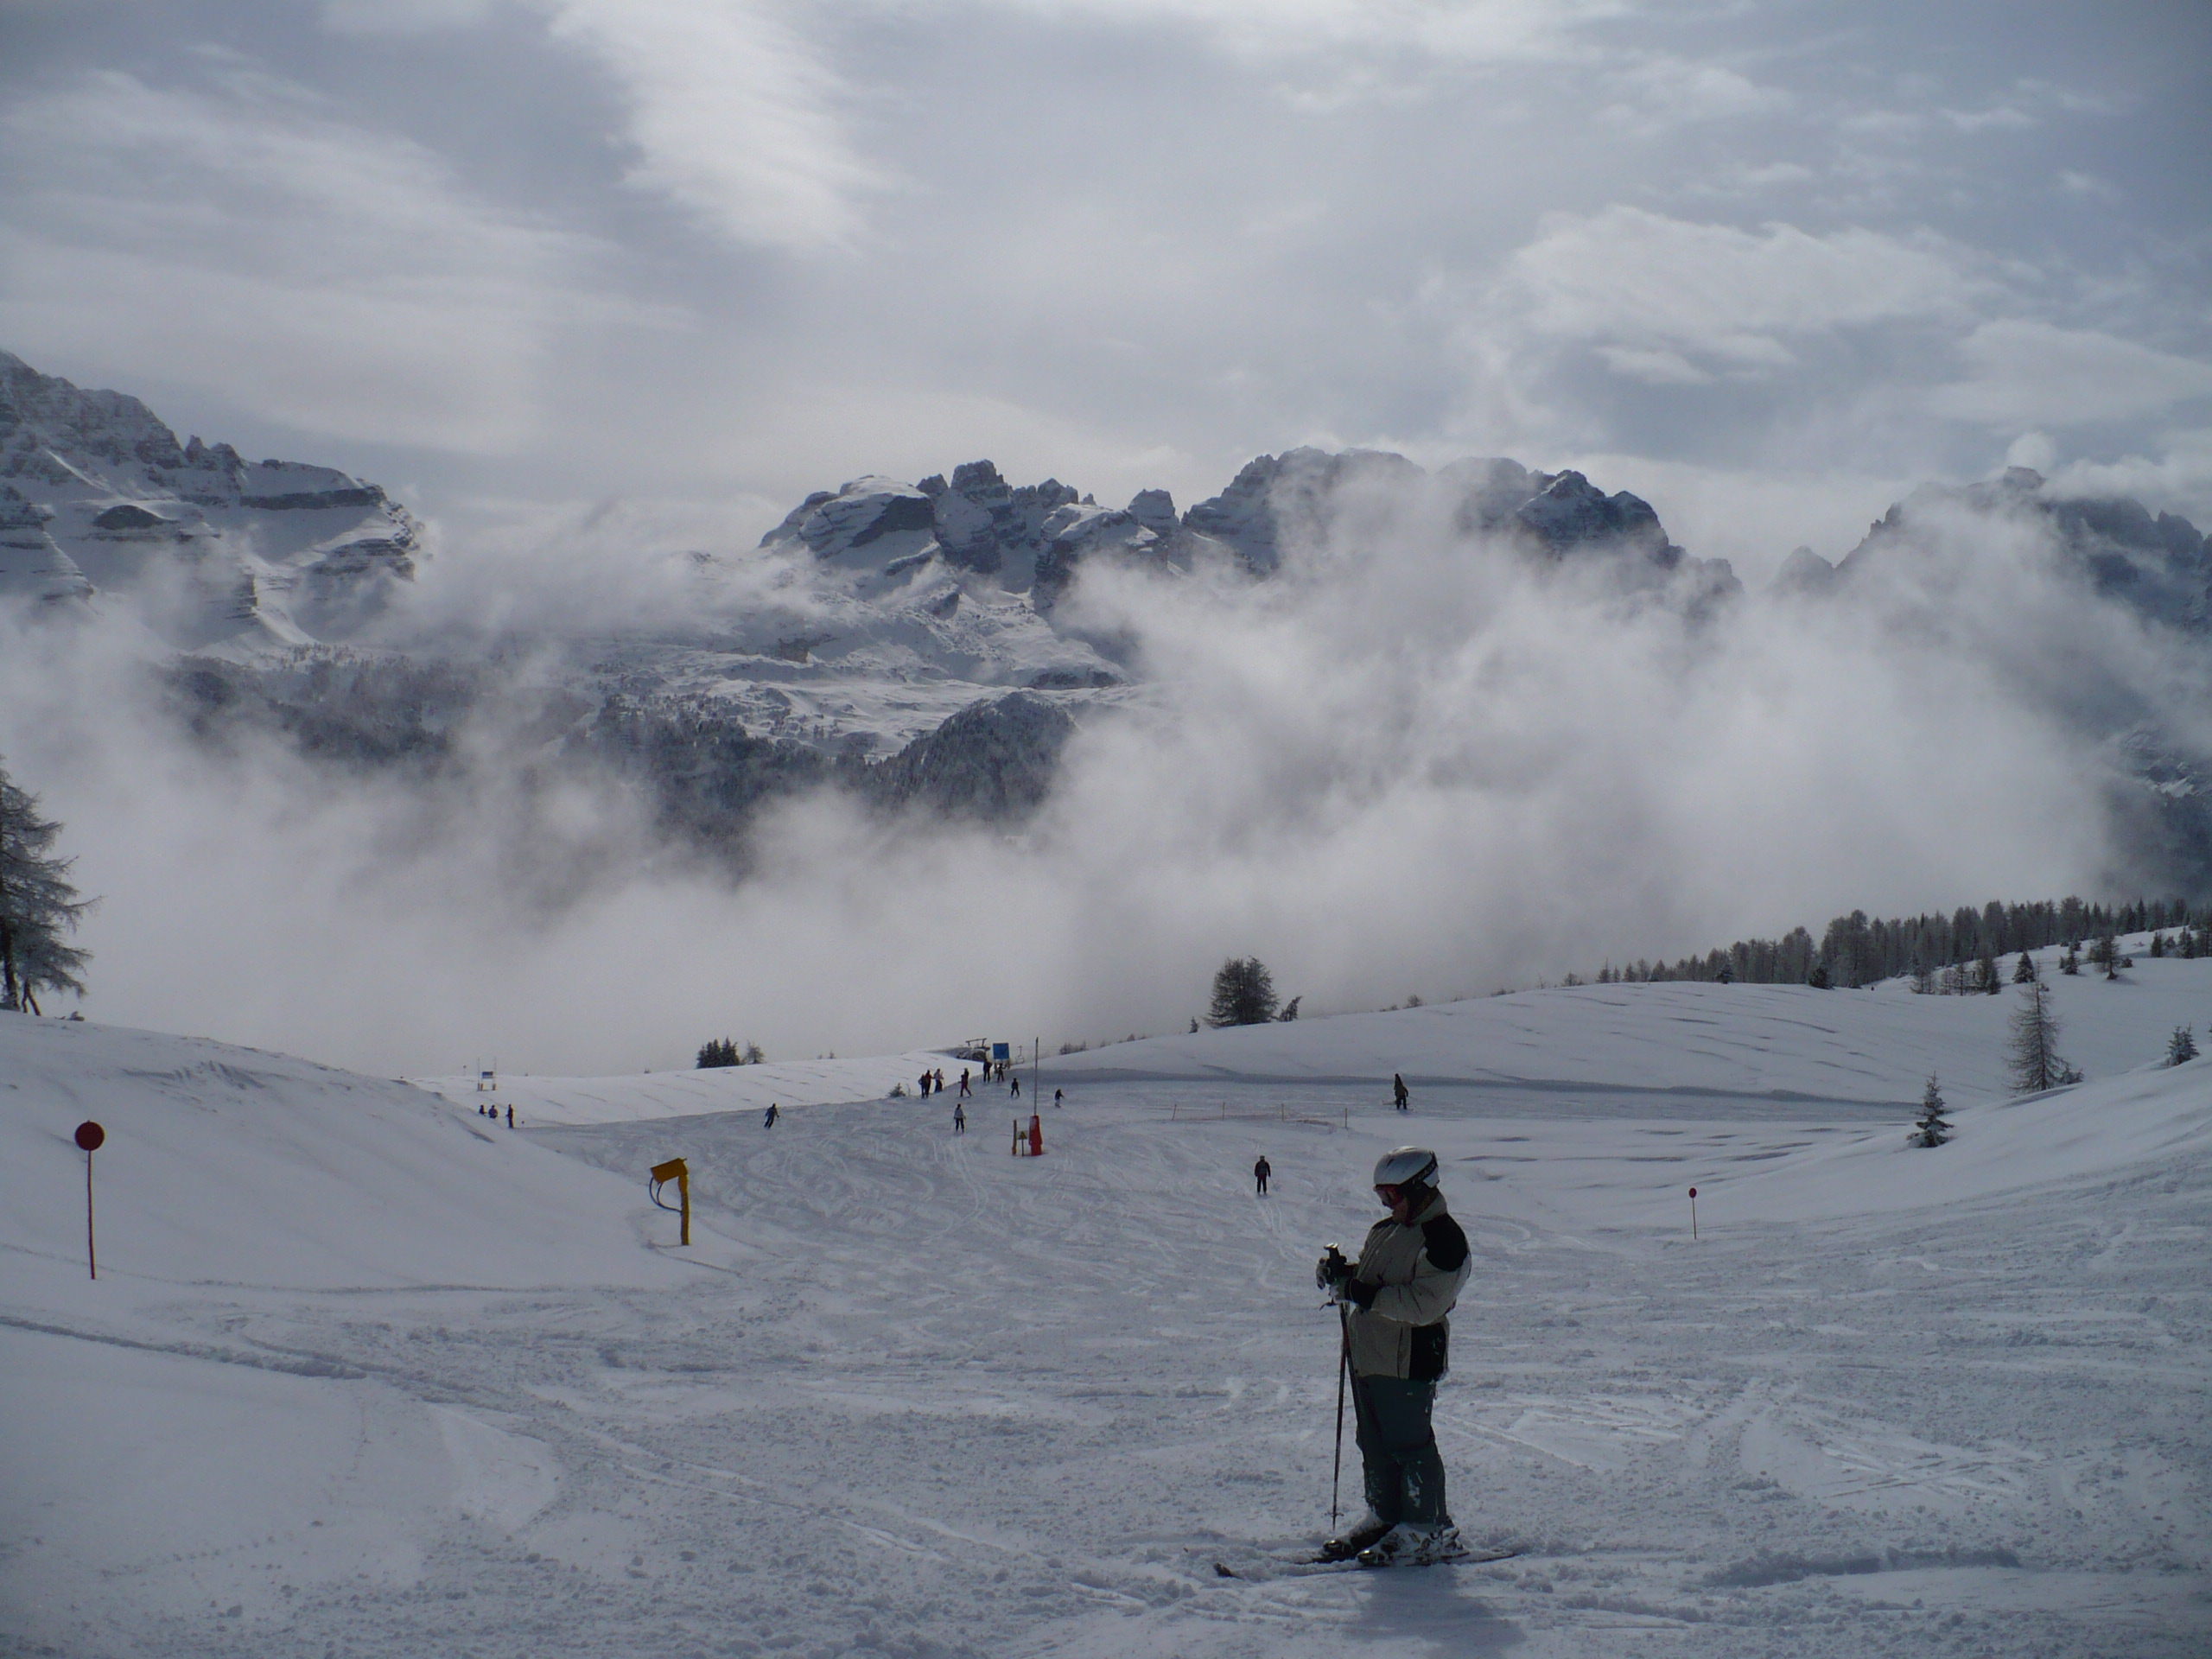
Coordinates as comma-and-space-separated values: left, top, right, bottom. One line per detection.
1373, 1147, 1440, 1190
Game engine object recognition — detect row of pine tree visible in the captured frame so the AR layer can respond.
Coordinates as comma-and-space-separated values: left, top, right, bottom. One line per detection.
1591, 897, 2202, 990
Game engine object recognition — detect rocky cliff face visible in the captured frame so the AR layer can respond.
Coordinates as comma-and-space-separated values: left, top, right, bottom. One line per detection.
166, 656, 1083, 862
0, 482, 92, 605
761, 460, 1096, 593
0, 351, 420, 644
761, 442, 1738, 615
863, 692, 1075, 823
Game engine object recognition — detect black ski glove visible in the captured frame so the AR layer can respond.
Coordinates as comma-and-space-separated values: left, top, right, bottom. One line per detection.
1340, 1277, 1380, 1310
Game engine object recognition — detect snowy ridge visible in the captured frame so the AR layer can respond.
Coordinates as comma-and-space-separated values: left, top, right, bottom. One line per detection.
0, 1016, 686, 1305
1045, 939, 2205, 1107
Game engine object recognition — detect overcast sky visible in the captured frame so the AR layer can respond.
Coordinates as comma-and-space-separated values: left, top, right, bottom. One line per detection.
4, 0, 2209, 577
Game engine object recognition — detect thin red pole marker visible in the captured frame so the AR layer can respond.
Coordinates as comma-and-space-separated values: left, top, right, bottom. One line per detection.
74, 1121, 105, 1279
1688, 1185, 1698, 1242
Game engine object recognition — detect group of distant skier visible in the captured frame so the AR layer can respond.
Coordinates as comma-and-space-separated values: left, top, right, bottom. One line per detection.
914, 1059, 1066, 1136
755, 1059, 1070, 1140
476, 1102, 515, 1127
917, 1059, 1032, 1100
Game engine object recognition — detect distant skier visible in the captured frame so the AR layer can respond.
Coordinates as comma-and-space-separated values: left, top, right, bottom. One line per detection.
1054, 1088, 1064, 1109
1255, 1154, 1271, 1195
763, 1103, 779, 1129
958, 1070, 972, 1098
919, 1071, 932, 1098
1314, 1147, 1471, 1567
953, 1102, 966, 1135
1011, 1075, 1021, 1099
1393, 1073, 1409, 1112
934, 1068, 945, 1092
505, 1105, 515, 1128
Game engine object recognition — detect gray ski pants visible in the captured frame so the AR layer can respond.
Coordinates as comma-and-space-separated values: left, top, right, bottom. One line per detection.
1351, 1375, 1448, 1526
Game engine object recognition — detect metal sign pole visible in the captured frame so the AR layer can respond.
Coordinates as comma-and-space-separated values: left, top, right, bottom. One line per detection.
74, 1121, 105, 1280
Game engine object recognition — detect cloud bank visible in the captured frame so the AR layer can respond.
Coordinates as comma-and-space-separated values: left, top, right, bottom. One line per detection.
4, 462, 2197, 1078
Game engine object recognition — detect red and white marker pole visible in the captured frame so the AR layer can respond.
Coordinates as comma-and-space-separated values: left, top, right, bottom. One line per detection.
1688, 1185, 1698, 1242
74, 1121, 105, 1280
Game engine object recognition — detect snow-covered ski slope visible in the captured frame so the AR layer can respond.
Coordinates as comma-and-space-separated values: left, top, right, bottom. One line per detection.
0, 1018, 688, 1300
413, 1050, 957, 1127
1046, 939, 2200, 1106
3, 957, 2209, 1657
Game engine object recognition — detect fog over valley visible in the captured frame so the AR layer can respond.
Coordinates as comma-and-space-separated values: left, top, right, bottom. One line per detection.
2, 346, 2208, 1073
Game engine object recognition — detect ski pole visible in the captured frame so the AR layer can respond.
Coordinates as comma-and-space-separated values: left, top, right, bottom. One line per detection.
1331, 1301, 1351, 1528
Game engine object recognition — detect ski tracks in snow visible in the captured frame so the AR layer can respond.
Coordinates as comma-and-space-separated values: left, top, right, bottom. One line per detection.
21, 1088, 2209, 1658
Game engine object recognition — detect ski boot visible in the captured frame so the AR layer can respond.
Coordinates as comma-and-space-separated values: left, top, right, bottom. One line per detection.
1357, 1522, 1461, 1567
1318, 1512, 1391, 1563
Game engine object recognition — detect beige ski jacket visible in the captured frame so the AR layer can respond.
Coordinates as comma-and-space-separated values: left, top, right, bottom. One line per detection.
1345, 1191, 1471, 1380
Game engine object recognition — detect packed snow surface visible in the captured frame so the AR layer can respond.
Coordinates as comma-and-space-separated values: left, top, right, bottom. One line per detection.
4, 958, 2209, 1656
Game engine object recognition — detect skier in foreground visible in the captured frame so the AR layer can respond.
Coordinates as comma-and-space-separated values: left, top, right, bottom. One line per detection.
1314, 1146, 1471, 1566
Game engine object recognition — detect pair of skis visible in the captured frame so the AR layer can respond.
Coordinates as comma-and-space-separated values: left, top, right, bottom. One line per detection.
1212, 1542, 1522, 1580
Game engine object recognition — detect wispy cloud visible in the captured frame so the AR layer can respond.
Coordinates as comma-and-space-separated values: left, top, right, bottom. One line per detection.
988, 0, 1630, 60
544, 0, 884, 251
1488, 207, 1985, 385
1932, 320, 2212, 427
1599, 54, 1792, 136
0, 68, 638, 451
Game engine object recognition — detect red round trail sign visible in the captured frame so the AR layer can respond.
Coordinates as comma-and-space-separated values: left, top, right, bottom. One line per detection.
1688, 1187, 1696, 1198
74, 1121, 105, 1152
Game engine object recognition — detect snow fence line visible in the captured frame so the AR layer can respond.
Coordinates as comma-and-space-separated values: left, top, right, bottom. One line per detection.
1168, 1100, 1348, 1128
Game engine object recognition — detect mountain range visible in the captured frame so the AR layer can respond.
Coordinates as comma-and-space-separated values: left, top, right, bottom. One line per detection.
3, 348, 2209, 884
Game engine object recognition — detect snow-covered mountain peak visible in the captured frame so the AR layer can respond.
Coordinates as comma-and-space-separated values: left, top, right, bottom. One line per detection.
760, 442, 1731, 616
764, 457, 1102, 598
1511, 468, 1681, 566
0, 350, 419, 646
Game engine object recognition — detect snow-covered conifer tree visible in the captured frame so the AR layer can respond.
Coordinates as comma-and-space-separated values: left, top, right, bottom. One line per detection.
0, 763, 93, 1014
1207, 958, 1280, 1027
2168, 1026, 2199, 1066
2012, 951, 2037, 983
2088, 931, 2120, 979
2005, 982, 2076, 1095
1912, 1074, 1951, 1147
